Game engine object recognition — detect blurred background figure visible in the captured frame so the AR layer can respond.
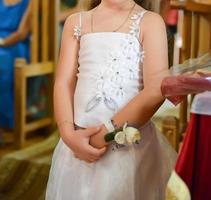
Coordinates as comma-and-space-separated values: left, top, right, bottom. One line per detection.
160, 0, 178, 36
0, 0, 49, 134
160, 0, 178, 67
0, 0, 31, 129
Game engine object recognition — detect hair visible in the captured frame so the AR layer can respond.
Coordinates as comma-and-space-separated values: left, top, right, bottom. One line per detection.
89, 0, 153, 10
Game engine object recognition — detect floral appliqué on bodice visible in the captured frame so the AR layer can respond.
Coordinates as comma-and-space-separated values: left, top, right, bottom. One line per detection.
74, 11, 147, 113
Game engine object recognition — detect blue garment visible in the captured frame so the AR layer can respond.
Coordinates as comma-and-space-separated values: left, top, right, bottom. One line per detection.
0, 0, 30, 128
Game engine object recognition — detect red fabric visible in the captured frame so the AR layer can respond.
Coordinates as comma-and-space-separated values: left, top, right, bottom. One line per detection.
166, 9, 178, 26
175, 113, 211, 200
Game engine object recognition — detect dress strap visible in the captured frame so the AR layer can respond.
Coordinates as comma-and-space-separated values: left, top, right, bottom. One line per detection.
73, 12, 82, 40
79, 12, 82, 28
129, 10, 147, 39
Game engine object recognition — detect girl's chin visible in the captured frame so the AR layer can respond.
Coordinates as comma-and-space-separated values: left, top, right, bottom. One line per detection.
102, 0, 135, 6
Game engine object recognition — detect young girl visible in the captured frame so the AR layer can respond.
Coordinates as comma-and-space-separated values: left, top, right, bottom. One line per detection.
46, 0, 176, 199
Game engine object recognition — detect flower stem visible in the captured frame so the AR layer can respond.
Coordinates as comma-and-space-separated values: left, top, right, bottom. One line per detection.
104, 127, 123, 143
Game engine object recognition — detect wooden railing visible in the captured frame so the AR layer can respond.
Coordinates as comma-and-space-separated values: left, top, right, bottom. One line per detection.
162, 0, 211, 150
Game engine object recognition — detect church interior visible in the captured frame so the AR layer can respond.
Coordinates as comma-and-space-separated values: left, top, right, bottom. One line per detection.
0, 0, 211, 199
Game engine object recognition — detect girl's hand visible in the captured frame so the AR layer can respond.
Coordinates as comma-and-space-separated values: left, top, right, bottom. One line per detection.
65, 127, 107, 163
89, 124, 109, 149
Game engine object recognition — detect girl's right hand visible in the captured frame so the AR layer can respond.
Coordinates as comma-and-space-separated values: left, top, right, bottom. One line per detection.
64, 127, 107, 163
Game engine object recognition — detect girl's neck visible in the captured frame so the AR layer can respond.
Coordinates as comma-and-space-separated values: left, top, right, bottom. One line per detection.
99, 0, 135, 11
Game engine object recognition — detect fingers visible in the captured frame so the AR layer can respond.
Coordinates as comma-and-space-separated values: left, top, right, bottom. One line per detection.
74, 146, 107, 163
87, 146, 107, 158
83, 126, 102, 137
74, 153, 99, 163
98, 147, 107, 156
74, 154, 79, 159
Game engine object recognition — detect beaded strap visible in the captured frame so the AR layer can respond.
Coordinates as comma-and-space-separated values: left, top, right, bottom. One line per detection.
129, 10, 147, 38
73, 12, 82, 40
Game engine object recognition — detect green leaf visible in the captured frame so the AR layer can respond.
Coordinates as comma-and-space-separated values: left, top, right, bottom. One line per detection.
104, 127, 123, 143
104, 132, 115, 142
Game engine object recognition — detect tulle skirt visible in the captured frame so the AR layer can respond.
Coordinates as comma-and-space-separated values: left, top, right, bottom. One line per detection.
46, 122, 177, 200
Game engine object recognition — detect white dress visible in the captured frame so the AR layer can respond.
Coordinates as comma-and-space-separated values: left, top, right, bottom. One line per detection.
46, 11, 176, 200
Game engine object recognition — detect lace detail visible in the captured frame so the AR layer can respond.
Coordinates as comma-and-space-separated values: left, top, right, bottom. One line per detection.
129, 11, 147, 38
85, 11, 146, 113
86, 69, 119, 112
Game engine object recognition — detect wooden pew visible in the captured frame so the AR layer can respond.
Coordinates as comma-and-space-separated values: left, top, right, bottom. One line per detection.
14, 0, 59, 148
162, 0, 211, 151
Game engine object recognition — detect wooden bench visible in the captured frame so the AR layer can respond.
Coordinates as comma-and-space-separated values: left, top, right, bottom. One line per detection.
14, 0, 59, 148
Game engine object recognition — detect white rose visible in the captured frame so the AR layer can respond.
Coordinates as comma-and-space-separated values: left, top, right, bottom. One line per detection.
114, 131, 126, 145
125, 127, 141, 145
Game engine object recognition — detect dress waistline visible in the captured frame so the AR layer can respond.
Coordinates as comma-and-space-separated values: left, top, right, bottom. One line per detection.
74, 120, 152, 131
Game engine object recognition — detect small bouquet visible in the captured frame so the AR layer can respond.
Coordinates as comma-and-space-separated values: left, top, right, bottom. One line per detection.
104, 122, 141, 148
161, 52, 211, 105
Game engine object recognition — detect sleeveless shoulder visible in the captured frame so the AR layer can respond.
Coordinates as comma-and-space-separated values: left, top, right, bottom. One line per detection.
140, 11, 166, 39
72, 12, 83, 40
138, 11, 166, 31
64, 12, 83, 40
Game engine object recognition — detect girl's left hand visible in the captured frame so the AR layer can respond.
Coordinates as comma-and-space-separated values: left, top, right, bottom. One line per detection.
89, 124, 108, 149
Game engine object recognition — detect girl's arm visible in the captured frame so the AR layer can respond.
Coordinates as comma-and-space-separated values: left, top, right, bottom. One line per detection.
112, 12, 168, 126
0, 1, 32, 47
90, 12, 169, 148
55, 14, 106, 162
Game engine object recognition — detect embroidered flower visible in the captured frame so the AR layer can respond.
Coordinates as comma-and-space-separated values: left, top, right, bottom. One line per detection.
110, 66, 127, 84
85, 12, 146, 113
127, 65, 139, 80
107, 52, 123, 69
73, 25, 81, 40
121, 36, 139, 53
92, 71, 108, 89
129, 11, 146, 38
113, 84, 126, 98
131, 13, 143, 20
86, 71, 119, 112
129, 23, 140, 37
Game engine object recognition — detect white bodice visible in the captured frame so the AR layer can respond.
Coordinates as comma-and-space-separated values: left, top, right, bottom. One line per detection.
73, 11, 146, 128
